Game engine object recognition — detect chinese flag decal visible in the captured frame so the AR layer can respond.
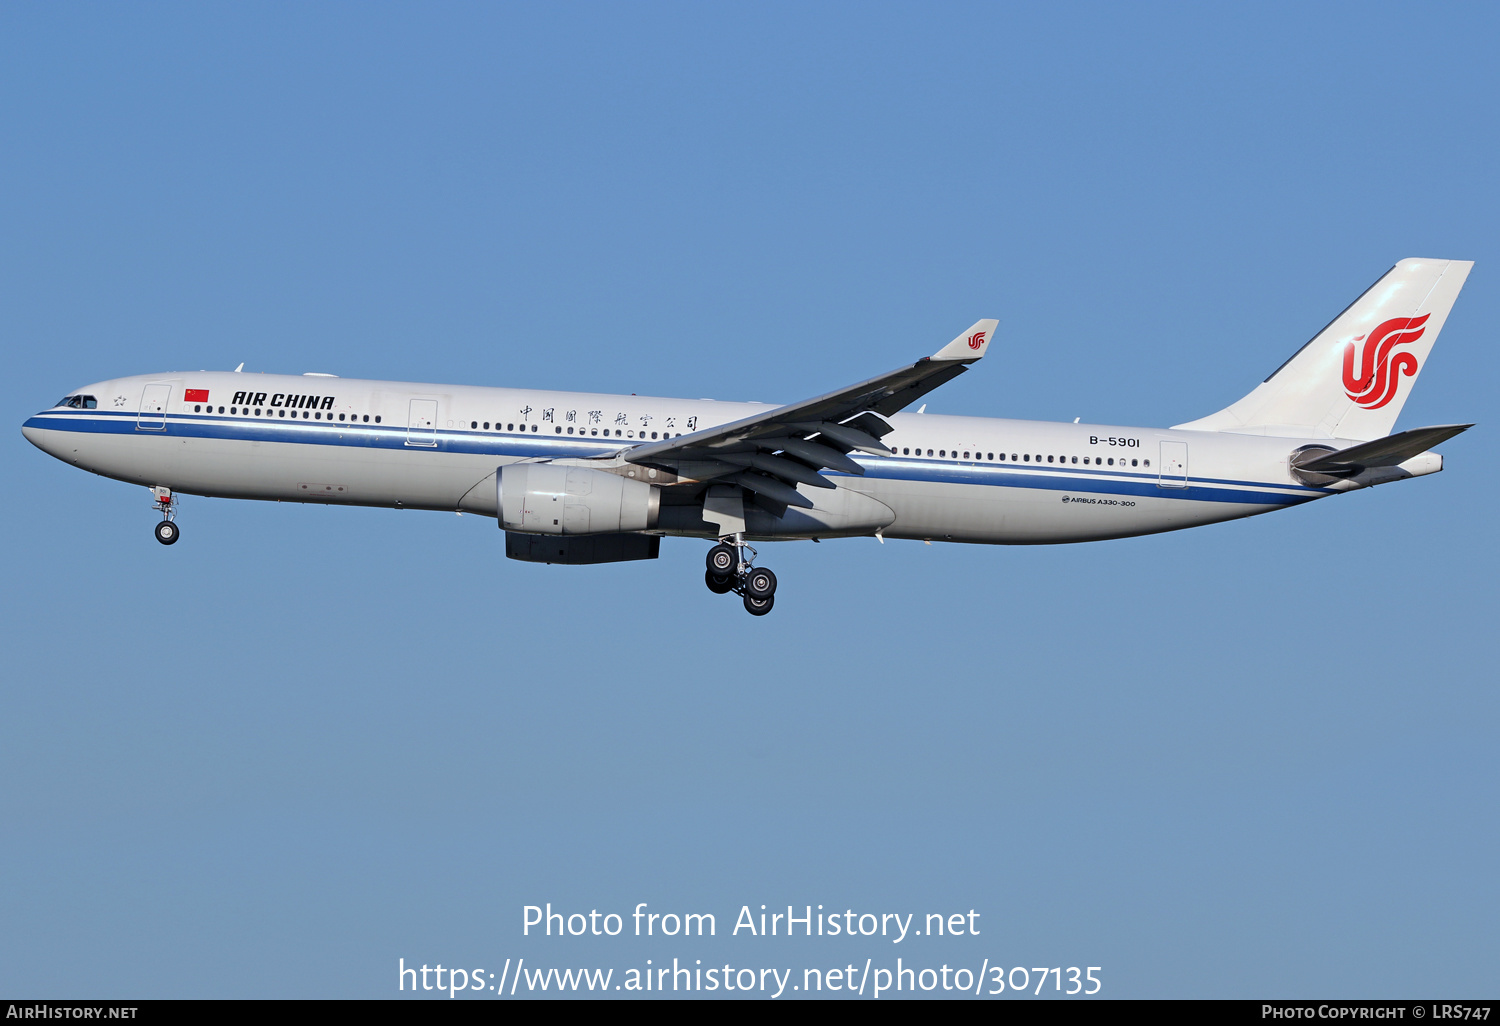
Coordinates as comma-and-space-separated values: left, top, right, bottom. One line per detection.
185, 389, 209, 403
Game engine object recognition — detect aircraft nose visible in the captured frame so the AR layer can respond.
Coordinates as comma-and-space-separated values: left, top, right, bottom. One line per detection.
22, 415, 67, 460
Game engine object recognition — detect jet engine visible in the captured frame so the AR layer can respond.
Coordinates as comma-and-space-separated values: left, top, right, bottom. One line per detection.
497, 463, 659, 535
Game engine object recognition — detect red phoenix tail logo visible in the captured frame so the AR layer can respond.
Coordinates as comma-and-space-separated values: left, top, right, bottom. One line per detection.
1342, 314, 1428, 409
967, 331, 987, 351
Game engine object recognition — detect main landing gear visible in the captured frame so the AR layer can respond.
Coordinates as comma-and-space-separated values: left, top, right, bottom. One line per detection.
704, 536, 778, 616
152, 487, 179, 545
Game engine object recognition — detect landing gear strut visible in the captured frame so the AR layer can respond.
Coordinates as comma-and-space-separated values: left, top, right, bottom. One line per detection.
152, 487, 179, 545
703, 534, 778, 615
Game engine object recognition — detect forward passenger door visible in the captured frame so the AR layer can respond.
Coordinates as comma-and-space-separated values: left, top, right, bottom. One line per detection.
136, 383, 171, 431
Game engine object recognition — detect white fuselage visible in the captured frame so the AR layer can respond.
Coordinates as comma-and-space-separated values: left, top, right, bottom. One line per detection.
24, 370, 1349, 544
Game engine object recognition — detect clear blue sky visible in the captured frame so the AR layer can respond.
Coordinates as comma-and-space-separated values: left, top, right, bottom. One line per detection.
3, 2, 1496, 999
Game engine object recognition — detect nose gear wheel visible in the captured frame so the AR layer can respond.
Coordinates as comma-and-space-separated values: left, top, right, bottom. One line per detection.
151, 488, 179, 545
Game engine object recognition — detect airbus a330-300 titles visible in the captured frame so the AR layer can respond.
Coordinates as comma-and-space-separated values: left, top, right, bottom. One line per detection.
24, 258, 1473, 616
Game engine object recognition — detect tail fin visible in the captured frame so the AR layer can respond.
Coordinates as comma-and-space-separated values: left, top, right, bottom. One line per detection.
1173, 258, 1473, 440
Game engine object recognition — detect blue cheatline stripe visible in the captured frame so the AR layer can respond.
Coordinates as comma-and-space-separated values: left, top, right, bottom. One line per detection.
861, 454, 1327, 493
23, 410, 623, 459
855, 459, 1319, 506
24, 411, 1328, 507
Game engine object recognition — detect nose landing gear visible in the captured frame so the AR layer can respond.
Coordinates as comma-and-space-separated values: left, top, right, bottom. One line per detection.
703, 535, 778, 615
152, 486, 179, 545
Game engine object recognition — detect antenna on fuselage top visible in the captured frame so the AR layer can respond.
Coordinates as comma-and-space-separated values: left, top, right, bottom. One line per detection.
234, 363, 244, 372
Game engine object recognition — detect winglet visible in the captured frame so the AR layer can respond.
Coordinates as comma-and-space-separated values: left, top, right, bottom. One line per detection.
929, 319, 998, 362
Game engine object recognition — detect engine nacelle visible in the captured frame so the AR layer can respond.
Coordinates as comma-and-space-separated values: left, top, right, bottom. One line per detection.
497, 463, 659, 535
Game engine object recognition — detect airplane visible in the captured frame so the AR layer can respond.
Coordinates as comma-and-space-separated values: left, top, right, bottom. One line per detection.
23, 257, 1473, 616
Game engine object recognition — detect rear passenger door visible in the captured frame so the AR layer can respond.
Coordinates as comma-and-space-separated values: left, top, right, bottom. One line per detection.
1158, 440, 1188, 488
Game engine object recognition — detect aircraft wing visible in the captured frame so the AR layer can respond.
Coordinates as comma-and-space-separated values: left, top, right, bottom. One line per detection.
623, 319, 998, 513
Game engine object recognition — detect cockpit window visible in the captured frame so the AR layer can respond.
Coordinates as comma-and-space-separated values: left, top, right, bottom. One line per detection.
53, 395, 97, 409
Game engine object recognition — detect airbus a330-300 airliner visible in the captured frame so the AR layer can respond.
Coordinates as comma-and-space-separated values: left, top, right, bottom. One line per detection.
24, 258, 1473, 615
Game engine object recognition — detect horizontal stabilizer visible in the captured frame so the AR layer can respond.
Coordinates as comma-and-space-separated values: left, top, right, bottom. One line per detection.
1294, 424, 1472, 473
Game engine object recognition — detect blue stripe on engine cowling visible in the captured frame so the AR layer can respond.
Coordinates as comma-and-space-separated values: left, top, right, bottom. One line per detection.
23, 412, 1324, 507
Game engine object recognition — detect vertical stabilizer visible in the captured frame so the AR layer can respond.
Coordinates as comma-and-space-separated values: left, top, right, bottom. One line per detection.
1174, 258, 1472, 440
